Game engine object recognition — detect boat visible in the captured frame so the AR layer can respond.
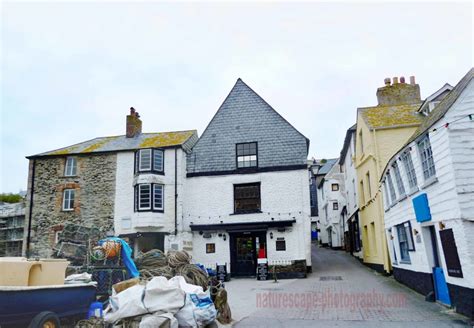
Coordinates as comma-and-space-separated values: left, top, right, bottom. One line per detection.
0, 282, 96, 327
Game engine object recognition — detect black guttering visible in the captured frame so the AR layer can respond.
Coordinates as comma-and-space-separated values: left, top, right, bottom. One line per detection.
186, 164, 307, 178
190, 219, 296, 231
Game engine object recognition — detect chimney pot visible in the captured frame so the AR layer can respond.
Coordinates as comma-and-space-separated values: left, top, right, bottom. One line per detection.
384, 78, 391, 86
410, 76, 416, 85
400, 76, 405, 83
126, 108, 142, 138
392, 77, 399, 84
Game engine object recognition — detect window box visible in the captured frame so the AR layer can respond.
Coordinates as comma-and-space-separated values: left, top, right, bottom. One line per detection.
421, 176, 438, 190
135, 149, 164, 174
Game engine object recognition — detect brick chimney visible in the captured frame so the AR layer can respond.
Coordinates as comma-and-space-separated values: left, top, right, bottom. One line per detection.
376, 76, 421, 106
126, 107, 142, 138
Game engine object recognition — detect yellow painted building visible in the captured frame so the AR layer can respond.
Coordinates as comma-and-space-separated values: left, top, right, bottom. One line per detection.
355, 76, 424, 273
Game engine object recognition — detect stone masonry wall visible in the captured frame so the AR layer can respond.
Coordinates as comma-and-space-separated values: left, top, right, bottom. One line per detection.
25, 154, 116, 257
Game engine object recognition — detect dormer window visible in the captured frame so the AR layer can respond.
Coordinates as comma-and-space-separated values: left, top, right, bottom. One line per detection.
135, 149, 164, 174
236, 142, 257, 168
64, 157, 77, 176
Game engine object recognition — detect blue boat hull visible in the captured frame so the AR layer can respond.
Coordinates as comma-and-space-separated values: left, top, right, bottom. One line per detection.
0, 284, 96, 326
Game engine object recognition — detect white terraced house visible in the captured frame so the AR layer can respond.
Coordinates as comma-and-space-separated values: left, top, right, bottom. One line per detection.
381, 68, 474, 319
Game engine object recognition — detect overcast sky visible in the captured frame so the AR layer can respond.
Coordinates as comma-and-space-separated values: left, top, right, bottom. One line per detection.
1, 1, 472, 193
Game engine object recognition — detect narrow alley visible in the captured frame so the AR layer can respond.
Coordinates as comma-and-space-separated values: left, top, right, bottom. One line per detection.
230, 245, 470, 327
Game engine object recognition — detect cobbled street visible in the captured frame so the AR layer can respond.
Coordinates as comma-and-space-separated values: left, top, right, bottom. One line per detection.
226, 245, 471, 327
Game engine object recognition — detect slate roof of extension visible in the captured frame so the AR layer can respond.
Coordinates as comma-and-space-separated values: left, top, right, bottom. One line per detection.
316, 158, 338, 175
405, 68, 474, 145
29, 130, 198, 158
358, 103, 423, 130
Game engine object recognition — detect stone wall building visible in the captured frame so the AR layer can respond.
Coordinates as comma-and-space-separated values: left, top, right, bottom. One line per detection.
23, 108, 197, 257
381, 68, 474, 319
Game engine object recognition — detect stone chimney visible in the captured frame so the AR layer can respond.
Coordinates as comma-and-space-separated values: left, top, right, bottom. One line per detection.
376, 76, 421, 106
126, 107, 142, 138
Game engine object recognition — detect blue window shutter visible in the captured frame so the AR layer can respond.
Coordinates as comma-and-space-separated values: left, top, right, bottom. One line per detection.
412, 193, 431, 222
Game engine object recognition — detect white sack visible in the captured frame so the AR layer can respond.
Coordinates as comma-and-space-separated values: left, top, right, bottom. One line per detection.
139, 312, 178, 328
143, 276, 186, 314
105, 284, 147, 323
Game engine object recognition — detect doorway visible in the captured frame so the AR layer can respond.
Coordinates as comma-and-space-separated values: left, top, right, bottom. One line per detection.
230, 231, 266, 277
426, 226, 451, 306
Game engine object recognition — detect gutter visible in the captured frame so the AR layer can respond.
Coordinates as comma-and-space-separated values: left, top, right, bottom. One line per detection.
26, 159, 36, 258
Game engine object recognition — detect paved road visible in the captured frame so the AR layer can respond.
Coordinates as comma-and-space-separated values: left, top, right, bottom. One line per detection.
227, 244, 470, 327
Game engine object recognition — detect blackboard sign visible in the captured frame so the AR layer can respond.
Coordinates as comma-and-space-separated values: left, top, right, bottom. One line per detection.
439, 229, 463, 278
216, 264, 228, 282
257, 262, 269, 281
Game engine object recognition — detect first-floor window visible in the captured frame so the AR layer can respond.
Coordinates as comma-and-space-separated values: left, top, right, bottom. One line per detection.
136, 183, 164, 211
62, 189, 75, 211
234, 183, 261, 214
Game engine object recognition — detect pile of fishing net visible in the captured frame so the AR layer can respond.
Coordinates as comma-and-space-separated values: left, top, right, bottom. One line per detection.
135, 249, 208, 291
133, 249, 232, 324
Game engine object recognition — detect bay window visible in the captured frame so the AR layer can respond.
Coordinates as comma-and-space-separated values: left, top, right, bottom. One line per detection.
135, 149, 164, 174
135, 183, 164, 212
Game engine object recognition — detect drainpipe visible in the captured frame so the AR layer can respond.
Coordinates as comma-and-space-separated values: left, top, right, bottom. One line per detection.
174, 148, 178, 236
26, 159, 36, 258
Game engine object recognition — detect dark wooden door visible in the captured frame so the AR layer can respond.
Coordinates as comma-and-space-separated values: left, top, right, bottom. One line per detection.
230, 233, 257, 277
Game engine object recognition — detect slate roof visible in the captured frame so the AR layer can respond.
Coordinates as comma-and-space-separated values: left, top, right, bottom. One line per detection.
358, 103, 423, 130
339, 124, 356, 165
187, 78, 309, 174
29, 130, 198, 158
316, 158, 338, 175
405, 68, 474, 145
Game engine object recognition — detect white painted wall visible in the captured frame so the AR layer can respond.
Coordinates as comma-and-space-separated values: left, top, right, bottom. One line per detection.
341, 132, 363, 258
382, 79, 474, 289
114, 148, 187, 238
317, 162, 346, 248
183, 169, 312, 269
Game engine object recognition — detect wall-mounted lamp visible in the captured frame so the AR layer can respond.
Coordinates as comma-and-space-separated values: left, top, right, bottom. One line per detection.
199, 231, 203, 235
223, 234, 227, 241
390, 235, 394, 240
413, 229, 419, 235
269, 232, 274, 239
439, 221, 445, 230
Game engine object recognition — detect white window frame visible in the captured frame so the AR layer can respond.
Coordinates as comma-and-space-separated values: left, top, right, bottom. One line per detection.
386, 173, 397, 204
64, 157, 77, 176
153, 150, 164, 172
401, 152, 418, 190
153, 184, 164, 210
392, 162, 406, 197
418, 136, 436, 181
138, 184, 152, 210
138, 149, 152, 171
62, 189, 75, 211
